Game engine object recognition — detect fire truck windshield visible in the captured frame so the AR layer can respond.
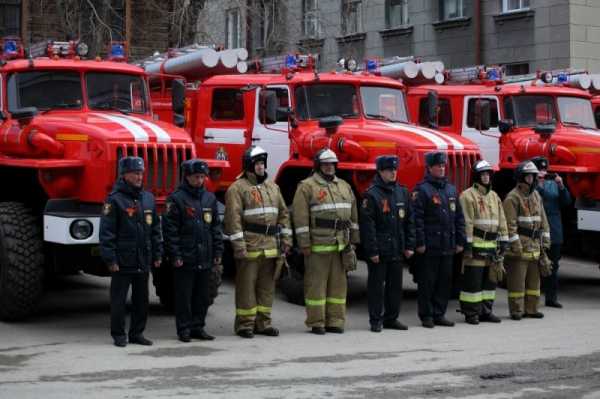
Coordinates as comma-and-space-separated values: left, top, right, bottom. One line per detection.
505, 95, 558, 127
557, 96, 597, 129
87, 73, 148, 114
361, 86, 408, 122
7, 71, 83, 112
294, 84, 359, 120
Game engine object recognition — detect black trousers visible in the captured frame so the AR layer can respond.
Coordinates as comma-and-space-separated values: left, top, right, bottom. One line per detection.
110, 272, 149, 340
459, 265, 496, 317
543, 244, 561, 303
174, 268, 211, 335
416, 254, 453, 321
367, 259, 403, 327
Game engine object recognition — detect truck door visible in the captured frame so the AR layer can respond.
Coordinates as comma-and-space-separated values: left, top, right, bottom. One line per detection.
462, 96, 501, 166
252, 86, 291, 178
197, 87, 251, 185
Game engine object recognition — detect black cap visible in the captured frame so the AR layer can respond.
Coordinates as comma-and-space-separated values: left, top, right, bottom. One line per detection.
118, 156, 144, 175
530, 156, 549, 171
181, 159, 209, 177
425, 151, 447, 167
375, 155, 399, 171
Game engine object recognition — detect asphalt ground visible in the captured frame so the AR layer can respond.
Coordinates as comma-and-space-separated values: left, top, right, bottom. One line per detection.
1, 256, 599, 398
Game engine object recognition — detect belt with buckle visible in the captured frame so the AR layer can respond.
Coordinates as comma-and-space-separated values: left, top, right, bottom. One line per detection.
245, 222, 278, 236
314, 218, 351, 230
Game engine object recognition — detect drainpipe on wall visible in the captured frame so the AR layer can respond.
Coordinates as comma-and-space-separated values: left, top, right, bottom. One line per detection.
475, 0, 482, 65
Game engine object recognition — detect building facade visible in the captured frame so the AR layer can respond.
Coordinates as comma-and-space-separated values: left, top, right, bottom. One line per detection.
196, 0, 600, 74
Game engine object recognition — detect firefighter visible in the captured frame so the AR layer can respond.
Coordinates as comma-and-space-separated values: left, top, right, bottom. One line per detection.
531, 156, 571, 309
503, 160, 551, 320
162, 159, 224, 342
458, 160, 509, 325
100, 156, 162, 347
292, 148, 360, 334
360, 155, 415, 333
224, 146, 292, 339
412, 151, 466, 329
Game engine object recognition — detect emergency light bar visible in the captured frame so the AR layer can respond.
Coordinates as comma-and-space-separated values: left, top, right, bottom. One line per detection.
446, 65, 504, 84
108, 42, 127, 61
0, 37, 24, 60
26, 39, 89, 59
503, 68, 591, 90
258, 53, 318, 73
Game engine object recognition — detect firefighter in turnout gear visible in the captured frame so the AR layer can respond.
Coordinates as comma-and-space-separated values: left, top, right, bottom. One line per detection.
163, 159, 224, 343
458, 160, 509, 325
503, 161, 551, 320
224, 146, 292, 338
360, 155, 415, 333
100, 156, 162, 347
292, 148, 360, 335
413, 151, 466, 329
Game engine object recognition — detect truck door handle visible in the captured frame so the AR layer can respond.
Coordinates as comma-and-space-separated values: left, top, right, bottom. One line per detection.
204, 135, 214, 139
252, 137, 260, 142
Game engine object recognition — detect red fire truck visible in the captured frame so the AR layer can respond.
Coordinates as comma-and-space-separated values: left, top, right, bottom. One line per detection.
406, 67, 600, 258
148, 52, 481, 300
0, 38, 227, 320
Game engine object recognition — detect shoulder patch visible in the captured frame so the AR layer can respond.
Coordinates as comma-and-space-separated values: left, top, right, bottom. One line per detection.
102, 203, 112, 216
411, 191, 419, 202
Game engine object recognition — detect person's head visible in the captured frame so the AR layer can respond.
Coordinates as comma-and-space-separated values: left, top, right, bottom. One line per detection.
314, 148, 339, 177
376, 155, 399, 183
472, 159, 494, 188
515, 160, 539, 188
182, 159, 209, 188
425, 151, 447, 179
531, 156, 549, 180
243, 146, 268, 176
119, 156, 145, 189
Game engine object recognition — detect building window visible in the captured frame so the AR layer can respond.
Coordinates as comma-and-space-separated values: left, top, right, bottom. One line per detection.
503, 0, 530, 13
386, 0, 409, 28
253, 0, 277, 50
226, 8, 241, 49
440, 0, 465, 20
503, 62, 529, 76
342, 0, 363, 35
303, 0, 319, 38
0, 0, 21, 37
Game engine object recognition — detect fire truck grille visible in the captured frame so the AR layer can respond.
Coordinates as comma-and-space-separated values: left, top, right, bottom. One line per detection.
116, 144, 194, 196
445, 151, 481, 193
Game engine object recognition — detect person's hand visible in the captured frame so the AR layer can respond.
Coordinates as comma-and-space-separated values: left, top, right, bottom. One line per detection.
301, 248, 311, 257
404, 250, 414, 259
234, 250, 247, 260
455, 245, 464, 254
173, 258, 183, 268
416, 246, 426, 254
555, 175, 564, 189
370, 255, 380, 264
214, 257, 222, 265
282, 244, 291, 255
108, 263, 119, 273
154, 259, 162, 268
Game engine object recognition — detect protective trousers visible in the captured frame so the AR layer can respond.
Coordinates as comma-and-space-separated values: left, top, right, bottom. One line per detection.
506, 257, 541, 316
174, 268, 211, 336
459, 264, 496, 318
110, 272, 149, 341
234, 256, 275, 333
416, 255, 453, 321
367, 259, 403, 327
304, 252, 347, 328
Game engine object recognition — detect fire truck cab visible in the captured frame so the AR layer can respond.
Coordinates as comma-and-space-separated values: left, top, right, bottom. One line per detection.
406, 68, 600, 258
0, 38, 226, 319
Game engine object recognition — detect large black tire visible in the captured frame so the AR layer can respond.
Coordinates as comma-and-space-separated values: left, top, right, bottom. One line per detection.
0, 202, 44, 320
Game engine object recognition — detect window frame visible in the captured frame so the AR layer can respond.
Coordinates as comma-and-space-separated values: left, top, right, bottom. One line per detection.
440, 0, 465, 21
0, 0, 21, 37
225, 8, 242, 49
419, 97, 453, 127
210, 88, 245, 121
342, 0, 363, 36
386, 0, 409, 28
303, 0, 320, 38
502, 0, 530, 13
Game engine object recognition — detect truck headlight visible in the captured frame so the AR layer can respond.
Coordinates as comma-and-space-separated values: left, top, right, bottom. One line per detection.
70, 219, 93, 240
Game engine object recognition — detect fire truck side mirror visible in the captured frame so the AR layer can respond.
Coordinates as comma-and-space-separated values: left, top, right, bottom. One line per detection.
427, 90, 438, 128
171, 79, 186, 115
259, 90, 278, 125
498, 119, 514, 134
475, 99, 491, 131
534, 122, 556, 136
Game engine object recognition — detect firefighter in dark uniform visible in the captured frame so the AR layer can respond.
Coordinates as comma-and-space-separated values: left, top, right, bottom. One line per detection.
100, 156, 162, 347
412, 151, 466, 328
360, 155, 415, 332
162, 159, 224, 342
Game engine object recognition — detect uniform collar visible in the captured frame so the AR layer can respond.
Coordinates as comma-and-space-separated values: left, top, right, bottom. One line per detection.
243, 171, 268, 186
180, 181, 205, 198
474, 182, 490, 195
114, 178, 142, 199
313, 172, 338, 185
374, 174, 395, 192
425, 173, 446, 188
